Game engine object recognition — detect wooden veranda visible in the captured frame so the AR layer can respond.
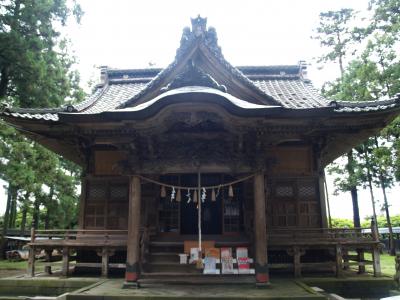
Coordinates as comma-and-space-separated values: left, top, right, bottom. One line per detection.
27, 224, 382, 279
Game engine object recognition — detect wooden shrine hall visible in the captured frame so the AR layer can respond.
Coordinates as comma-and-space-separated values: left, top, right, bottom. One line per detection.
1, 16, 400, 287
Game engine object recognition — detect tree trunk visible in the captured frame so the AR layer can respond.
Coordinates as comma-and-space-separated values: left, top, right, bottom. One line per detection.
44, 187, 54, 230
32, 197, 40, 229
380, 175, 396, 256
364, 150, 378, 233
20, 195, 29, 235
9, 189, 17, 228
347, 151, 361, 227
0, 183, 13, 259
0, 67, 9, 100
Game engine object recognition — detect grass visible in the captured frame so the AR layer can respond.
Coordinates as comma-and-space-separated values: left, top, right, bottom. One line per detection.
0, 259, 58, 278
0, 259, 30, 270
379, 253, 396, 276
347, 252, 397, 277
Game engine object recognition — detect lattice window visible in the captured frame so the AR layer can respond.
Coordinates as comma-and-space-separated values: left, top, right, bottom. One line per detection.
270, 178, 321, 228
298, 181, 317, 200
85, 178, 128, 230
276, 185, 294, 197
87, 184, 107, 202
110, 184, 128, 201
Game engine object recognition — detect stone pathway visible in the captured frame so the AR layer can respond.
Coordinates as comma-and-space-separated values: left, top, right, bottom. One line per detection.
69, 278, 325, 299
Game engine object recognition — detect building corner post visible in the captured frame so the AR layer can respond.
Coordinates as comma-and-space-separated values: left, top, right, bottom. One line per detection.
124, 175, 142, 288
254, 172, 269, 287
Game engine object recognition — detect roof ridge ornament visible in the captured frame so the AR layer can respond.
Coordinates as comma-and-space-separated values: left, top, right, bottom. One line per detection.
177, 16, 220, 60
191, 15, 207, 37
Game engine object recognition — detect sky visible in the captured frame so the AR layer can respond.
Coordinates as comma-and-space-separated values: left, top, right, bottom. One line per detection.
1, 0, 399, 220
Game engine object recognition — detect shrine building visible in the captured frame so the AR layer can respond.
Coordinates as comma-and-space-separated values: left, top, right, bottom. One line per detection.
1, 17, 400, 286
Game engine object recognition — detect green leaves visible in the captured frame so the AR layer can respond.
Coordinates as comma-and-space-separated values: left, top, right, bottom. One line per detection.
0, 0, 83, 230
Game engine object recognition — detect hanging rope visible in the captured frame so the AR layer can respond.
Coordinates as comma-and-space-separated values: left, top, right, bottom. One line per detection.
137, 173, 255, 191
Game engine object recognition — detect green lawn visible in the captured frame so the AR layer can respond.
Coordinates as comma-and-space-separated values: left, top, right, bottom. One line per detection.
0, 259, 30, 270
369, 253, 396, 276
0, 259, 49, 278
348, 252, 397, 277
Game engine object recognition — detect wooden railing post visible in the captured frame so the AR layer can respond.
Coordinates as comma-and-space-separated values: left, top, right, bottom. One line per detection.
62, 246, 69, 277
371, 219, 381, 277
101, 247, 109, 278
335, 244, 343, 278
27, 227, 35, 277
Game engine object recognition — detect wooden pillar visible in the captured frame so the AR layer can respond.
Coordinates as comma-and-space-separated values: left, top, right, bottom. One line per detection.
62, 246, 69, 277
27, 227, 35, 277
335, 244, 343, 278
101, 247, 109, 277
124, 175, 141, 288
254, 172, 269, 286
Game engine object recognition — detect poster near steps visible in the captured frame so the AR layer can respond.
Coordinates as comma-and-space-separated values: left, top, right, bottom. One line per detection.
236, 247, 250, 274
203, 248, 220, 274
221, 247, 234, 274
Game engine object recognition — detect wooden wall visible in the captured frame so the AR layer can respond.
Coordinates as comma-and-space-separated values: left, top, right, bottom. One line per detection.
83, 146, 322, 232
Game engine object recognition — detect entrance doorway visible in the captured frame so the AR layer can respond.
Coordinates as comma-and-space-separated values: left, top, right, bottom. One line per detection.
158, 174, 243, 235
180, 174, 223, 235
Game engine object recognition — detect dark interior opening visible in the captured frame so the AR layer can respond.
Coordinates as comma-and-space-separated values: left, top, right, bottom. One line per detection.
159, 173, 243, 235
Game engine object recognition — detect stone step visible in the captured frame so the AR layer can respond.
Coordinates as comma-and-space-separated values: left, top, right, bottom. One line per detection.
143, 262, 202, 274
139, 274, 255, 285
147, 252, 181, 263
149, 241, 183, 253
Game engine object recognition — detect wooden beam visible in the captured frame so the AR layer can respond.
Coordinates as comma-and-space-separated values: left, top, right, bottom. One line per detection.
254, 172, 269, 286
124, 175, 141, 288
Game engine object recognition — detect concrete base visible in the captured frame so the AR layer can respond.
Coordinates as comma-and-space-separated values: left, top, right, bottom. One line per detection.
122, 281, 140, 289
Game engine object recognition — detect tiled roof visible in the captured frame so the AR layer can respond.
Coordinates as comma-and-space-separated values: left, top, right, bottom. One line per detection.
252, 79, 329, 109
76, 64, 331, 112
76, 82, 148, 114
2, 66, 400, 123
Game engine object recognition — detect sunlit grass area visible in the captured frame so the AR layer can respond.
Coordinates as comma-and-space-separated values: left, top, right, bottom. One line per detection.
0, 259, 66, 278
348, 252, 397, 277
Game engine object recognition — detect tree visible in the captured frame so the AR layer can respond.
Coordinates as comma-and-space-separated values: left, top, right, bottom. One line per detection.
313, 8, 364, 228
0, 0, 84, 258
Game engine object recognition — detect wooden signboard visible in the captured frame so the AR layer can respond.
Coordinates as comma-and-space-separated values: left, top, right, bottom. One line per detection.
184, 240, 215, 255
221, 247, 234, 274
